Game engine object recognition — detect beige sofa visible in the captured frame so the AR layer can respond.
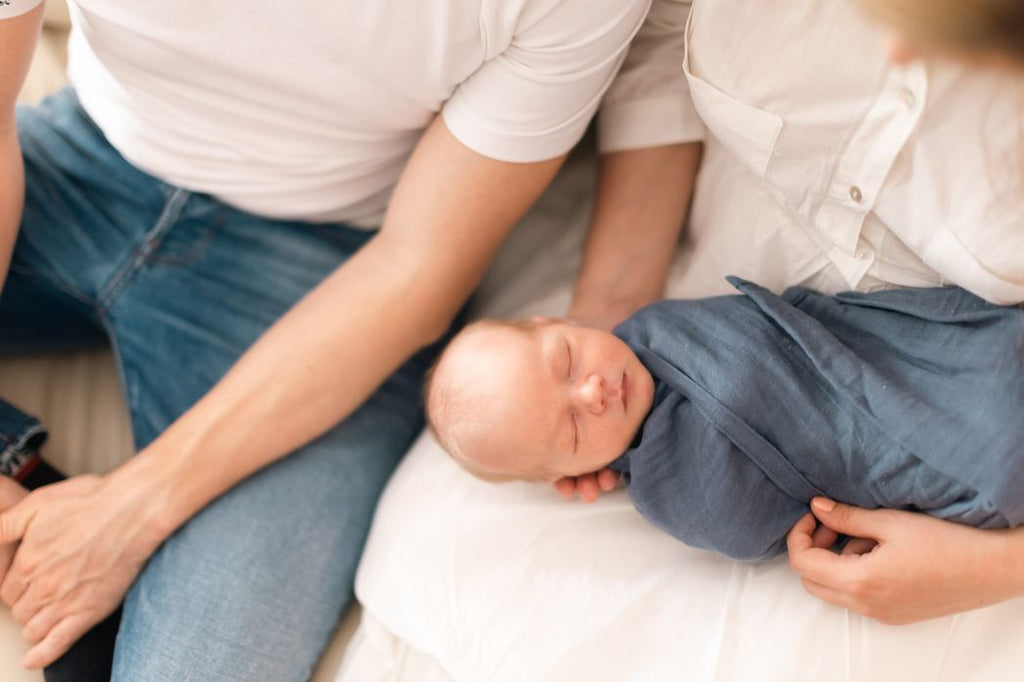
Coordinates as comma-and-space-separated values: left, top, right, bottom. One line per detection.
1, 3, 356, 679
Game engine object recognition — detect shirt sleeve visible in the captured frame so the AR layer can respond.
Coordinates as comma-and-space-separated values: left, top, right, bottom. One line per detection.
442, 0, 651, 163
0, 0, 43, 20
598, 0, 705, 152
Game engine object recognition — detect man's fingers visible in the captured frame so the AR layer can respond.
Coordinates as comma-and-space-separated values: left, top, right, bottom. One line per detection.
22, 603, 60, 645
23, 613, 91, 669
0, 503, 32, 546
0, 557, 30, 607
810, 498, 889, 540
10, 579, 50, 625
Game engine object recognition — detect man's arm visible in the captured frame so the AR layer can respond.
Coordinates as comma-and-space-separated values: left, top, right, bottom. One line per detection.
0, 4, 43, 290
0, 116, 565, 668
788, 498, 1024, 624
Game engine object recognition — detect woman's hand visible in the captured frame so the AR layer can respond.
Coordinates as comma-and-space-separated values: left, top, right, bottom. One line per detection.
0, 473, 168, 669
787, 497, 1024, 625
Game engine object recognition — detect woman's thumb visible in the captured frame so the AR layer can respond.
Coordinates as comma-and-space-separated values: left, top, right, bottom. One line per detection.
810, 497, 888, 539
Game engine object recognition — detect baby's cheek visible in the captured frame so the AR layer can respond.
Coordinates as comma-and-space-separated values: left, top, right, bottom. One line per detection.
586, 424, 630, 468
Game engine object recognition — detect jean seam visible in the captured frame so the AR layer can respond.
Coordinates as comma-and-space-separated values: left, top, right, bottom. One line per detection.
98, 188, 190, 309
96, 305, 140, 452
147, 206, 229, 267
8, 264, 97, 310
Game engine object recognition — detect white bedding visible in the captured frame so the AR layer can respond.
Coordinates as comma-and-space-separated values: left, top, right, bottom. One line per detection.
345, 145, 1024, 682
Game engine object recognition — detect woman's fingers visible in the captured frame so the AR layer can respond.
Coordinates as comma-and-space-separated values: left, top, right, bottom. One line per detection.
842, 537, 878, 556
800, 576, 855, 611
811, 522, 838, 550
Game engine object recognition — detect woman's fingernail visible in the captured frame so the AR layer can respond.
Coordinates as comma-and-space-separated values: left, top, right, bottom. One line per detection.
812, 497, 836, 512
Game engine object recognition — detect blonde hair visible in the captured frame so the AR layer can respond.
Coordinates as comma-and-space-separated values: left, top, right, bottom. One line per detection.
423, 318, 557, 483
860, 0, 1024, 62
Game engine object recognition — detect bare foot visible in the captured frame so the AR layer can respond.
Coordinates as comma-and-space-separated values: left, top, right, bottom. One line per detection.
0, 477, 29, 579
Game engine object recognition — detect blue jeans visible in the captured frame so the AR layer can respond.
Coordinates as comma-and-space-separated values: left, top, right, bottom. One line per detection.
0, 89, 439, 680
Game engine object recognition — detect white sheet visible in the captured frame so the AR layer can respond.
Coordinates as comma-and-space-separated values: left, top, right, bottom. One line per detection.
349, 145, 1024, 681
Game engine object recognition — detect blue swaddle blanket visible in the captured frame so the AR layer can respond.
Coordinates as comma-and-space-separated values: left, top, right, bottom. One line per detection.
610, 278, 1024, 561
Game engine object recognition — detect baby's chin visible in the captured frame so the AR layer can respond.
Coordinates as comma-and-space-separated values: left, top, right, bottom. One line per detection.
631, 365, 656, 417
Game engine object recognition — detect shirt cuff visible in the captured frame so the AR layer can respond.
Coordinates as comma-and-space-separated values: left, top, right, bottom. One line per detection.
597, 93, 705, 153
441, 100, 594, 164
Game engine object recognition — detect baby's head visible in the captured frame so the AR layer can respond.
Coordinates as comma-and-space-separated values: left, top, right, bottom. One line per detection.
425, 317, 655, 482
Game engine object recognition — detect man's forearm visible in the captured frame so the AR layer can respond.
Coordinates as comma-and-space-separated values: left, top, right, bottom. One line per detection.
571, 142, 701, 327
0, 130, 25, 289
106, 117, 565, 540
0, 6, 44, 290
112, 232, 462, 536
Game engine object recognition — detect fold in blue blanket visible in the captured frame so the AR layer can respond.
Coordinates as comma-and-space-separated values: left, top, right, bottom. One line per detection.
610, 278, 1024, 561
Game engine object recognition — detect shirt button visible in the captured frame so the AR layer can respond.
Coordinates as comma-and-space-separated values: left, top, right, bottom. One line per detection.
899, 88, 917, 108
849, 185, 863, 203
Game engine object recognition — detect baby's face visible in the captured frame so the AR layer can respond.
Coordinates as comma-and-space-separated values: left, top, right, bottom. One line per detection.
432, 318, 655, 480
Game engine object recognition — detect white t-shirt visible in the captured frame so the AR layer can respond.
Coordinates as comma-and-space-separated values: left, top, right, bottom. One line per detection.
0, 0, 42, 19
605, 0, 1024, 305
65, 0, 650, 226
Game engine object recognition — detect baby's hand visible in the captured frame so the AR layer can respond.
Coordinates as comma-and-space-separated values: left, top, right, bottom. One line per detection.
553, 468, 619, 503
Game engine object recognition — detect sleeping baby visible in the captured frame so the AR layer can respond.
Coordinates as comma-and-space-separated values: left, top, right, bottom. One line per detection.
425, 278, 1024, 561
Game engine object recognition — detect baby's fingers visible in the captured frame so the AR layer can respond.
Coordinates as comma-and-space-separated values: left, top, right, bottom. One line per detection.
596, 468, 619, 492
575, 474, 601, 503
553, 478, 576, 499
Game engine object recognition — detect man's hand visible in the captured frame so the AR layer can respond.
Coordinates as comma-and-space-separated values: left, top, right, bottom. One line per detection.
0, 474, 166, 669
787, 497, 1024, 625
0, 476, 28, 581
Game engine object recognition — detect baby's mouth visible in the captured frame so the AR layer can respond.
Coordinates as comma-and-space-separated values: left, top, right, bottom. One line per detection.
621, 372, 629, 412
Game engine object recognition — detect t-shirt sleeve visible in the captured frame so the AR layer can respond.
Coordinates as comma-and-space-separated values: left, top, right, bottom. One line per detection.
441, 0, 651, 163
598, 0, 705, 152
0, 0, 43, 20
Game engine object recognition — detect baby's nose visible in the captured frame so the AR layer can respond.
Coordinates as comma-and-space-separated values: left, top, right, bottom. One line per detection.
576, 373, 607, 414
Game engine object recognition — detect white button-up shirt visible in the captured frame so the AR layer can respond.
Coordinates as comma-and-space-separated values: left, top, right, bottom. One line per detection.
599, 0, 1024, 304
